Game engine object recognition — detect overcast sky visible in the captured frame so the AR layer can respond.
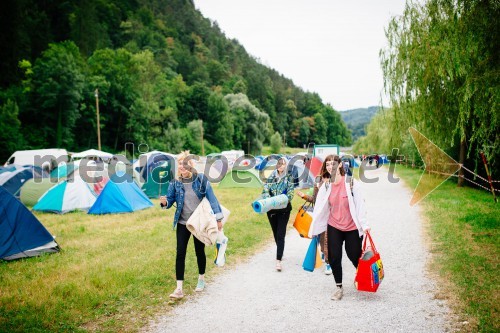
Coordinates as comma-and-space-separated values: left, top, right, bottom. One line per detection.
194, 0, 406, 111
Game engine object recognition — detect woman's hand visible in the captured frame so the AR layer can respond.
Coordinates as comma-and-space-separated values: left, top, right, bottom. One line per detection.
159, 195, 167, 207
364, 227, 371, 234
297, 190, 305, 199
217, 220, 223, 231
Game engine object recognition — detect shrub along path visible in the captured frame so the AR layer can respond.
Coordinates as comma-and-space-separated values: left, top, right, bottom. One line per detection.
146, 167, 451, 332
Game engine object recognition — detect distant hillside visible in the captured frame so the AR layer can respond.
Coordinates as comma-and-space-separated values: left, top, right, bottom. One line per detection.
340, 106, 380, 142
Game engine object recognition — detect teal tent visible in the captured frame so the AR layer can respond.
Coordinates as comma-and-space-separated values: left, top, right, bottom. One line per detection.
33, 176, 97, 214
141, 161, 172, 198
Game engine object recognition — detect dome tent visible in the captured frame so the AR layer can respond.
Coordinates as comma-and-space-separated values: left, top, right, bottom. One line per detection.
218, 168, 263, 188
0, 186, 59, 261
20, 178, 57, 207
33, 175, 97, 214
88, 172, 153, 214
141, 161, 172, 199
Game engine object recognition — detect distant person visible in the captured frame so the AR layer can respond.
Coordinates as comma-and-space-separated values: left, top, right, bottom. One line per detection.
307, 154, 370, 300
375, 154, 380, 168
160, 151, 224, 299
343, 159, 352, 177
261, 157, 295, 272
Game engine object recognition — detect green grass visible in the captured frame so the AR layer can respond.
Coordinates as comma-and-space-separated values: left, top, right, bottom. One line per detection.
394, 165, 499, 332
0, 187, 303, 332
261, 146, 307, 156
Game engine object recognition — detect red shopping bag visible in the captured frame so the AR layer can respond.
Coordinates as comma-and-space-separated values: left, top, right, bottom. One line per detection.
354, 232, 384, 292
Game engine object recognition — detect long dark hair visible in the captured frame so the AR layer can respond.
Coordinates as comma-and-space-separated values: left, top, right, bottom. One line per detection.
319, 154, 345, 179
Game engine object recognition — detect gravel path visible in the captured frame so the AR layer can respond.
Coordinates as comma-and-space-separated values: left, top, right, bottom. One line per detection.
146, 167, 450, 333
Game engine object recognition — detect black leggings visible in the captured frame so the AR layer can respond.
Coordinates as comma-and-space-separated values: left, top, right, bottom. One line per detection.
176, 223, 206, 280
267, 210, 291, 260
327, 225, 363, 284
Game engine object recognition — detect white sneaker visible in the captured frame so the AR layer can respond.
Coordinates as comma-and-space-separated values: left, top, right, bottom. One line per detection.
169, 288, 184, 299
331, 286, 343, 301
324, 264, 332, 275
195, 279, 206, 292
276, 261, 282, 272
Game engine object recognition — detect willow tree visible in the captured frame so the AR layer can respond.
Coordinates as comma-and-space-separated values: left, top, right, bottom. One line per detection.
381, 0, 499, 183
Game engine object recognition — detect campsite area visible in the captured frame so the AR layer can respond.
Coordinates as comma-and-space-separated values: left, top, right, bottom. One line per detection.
1, 164, 498, 332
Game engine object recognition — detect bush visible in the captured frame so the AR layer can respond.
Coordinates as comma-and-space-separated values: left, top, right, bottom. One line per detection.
270, 132, 282, 154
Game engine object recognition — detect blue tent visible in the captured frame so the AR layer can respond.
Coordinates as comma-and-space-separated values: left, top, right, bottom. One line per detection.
88, 172, 153, 214
134, 151, 176, 181
0, 165, 47, 198
379, 155, 390, 164
255, 155, 281, 171
0, 186, 59, 261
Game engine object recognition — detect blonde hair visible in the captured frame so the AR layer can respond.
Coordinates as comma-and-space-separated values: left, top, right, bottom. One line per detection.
177, 150, 195, 179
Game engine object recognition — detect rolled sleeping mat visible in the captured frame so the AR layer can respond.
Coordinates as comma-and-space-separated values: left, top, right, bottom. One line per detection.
252, 194, 289, 214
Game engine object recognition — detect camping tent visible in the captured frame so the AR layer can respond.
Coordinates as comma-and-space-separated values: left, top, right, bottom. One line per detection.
141, 161, 171, 198
133, 151, 176, 184
255, 155, 281, 171
0, 165, 47, 197
291, 160, 315, 189
49, 162, 79, 179
379, 155, 390, 164
88, 173, 153, 214
20, 178, 57, 206
0, 186, 59, 261
33, 175, 97, 214
71, 149, 113, 162
218, 169, 263, 188
305, 156, 323, 178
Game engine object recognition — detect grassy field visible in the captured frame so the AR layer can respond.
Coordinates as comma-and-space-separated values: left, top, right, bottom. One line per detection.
2, 167, 497, 332
261, 146, 307, 156
0, 187, 303, 332
394, 166, 499, 332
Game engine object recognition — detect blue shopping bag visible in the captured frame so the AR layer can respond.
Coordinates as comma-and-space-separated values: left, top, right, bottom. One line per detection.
302, 236, 319, 272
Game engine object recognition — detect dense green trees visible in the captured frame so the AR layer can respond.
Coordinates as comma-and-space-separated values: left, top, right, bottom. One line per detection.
0, 0, 351, 159
29, 41, 85, 148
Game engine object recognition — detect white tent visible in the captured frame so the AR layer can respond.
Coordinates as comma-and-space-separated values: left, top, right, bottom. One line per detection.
33, 175, 97, 214
71, 149, 113, 161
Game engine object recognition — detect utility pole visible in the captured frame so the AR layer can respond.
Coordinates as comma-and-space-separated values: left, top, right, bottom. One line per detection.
94, 89, 101, 150
247, 140, 250, 155
200, 120, 205, 156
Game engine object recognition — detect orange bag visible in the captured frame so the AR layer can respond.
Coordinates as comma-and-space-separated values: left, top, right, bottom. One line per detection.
293, 201, 313, 238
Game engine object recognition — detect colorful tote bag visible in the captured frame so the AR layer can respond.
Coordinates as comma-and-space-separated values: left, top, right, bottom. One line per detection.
354, 232, 384, 292
293, 201, 313, 238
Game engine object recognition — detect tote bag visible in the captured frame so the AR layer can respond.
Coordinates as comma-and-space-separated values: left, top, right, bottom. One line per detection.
302, 236, 323, 272
293, 201, 313, 238
354, 232, 384, 292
